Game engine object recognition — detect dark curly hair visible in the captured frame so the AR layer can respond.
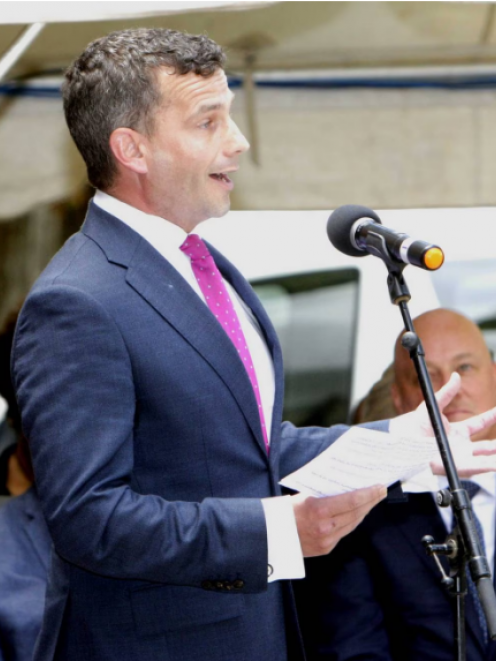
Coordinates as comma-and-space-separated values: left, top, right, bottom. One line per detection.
62, 28, 226, 190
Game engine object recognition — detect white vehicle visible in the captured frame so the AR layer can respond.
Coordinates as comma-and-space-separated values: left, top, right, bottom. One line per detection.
201, 207, 496, 426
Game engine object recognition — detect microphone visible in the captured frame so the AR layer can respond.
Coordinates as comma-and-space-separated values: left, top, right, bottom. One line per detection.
327, 204, 444, 271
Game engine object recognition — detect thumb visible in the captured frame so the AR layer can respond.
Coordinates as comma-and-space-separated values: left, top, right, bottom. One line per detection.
434, 372, 461, 411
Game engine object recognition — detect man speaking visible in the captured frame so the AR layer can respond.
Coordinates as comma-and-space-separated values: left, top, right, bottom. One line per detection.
11, 29, 496, 661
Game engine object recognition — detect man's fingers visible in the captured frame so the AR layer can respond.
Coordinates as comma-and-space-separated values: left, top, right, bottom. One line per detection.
452, 458, 496, 477
455, 407, 496, 438
434, 372, 461, 411
292, 485, 387, 557
470, 439, 496, 456
431, 437, 496, 476
315, 484, 387, 518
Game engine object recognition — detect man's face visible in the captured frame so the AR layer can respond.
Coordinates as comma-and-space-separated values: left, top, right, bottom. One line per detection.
392, 310, 496, 441
141, 68, 249, 230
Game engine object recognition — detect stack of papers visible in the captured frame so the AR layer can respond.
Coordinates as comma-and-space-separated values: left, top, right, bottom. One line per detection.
280, 428, 440, 496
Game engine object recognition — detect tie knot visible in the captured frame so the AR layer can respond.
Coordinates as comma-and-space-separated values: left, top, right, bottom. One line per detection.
180, 234, 211, 262
461, 480, 481, 500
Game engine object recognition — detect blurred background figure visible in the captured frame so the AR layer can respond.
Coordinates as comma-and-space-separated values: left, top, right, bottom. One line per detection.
0, 313, 50, 661
0, 393, 15, 505
352, 363, 396, 425
0, 431, 34, 501
296, 308, 496, 661
0, 310, 34, 499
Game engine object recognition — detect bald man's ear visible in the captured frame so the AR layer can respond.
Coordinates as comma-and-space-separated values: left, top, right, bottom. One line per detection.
390, 382, 403, 415
109, 128, 149, 175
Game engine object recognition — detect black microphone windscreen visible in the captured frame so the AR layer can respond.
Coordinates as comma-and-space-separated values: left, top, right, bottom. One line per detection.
327, 205, 382, 257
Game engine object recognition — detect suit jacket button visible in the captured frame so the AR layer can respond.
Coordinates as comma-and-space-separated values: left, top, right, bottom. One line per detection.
232, 579, 244, 589
215, 581, 225, 589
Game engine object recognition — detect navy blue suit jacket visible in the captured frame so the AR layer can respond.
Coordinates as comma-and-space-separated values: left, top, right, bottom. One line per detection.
295, 492, 496, 661
0, 488, 51, 661
12, 202, 363, 661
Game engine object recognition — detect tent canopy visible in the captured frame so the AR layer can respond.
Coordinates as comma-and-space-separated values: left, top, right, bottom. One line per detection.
2, 1, 496, 79
3, 1, 496, 219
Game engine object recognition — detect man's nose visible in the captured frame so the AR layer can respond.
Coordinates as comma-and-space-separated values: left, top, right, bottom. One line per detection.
226, 118, 250, 155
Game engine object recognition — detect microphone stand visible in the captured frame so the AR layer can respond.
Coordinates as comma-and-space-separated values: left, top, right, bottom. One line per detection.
368, 232, 496, 661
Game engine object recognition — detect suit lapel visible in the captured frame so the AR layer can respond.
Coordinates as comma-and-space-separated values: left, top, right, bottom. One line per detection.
82, 204, 279, 459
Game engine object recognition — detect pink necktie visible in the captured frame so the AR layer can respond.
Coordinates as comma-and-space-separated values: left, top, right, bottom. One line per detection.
180, 234, 269, 452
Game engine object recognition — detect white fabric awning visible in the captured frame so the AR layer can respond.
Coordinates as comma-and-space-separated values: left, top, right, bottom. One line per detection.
2, 1, 496, 218
0, 1, 264, 25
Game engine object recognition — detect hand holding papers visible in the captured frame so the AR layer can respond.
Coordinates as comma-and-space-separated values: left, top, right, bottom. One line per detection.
391, 372, 496, 478
284, 373, 496, 501
290, 484, 387, 557
286, 372, 496, 559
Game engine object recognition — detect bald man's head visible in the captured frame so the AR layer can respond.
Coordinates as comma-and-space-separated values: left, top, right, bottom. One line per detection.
391, 309, 496, 441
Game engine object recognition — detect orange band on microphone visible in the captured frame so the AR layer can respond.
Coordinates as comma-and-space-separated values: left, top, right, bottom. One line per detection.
423, 247, 444, 271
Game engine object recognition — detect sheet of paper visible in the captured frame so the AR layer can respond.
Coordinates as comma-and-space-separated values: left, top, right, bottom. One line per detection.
280, 427, 439, 496
401, 468, 439, 493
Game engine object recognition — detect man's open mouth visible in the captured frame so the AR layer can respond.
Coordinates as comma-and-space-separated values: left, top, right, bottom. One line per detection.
209, 172, 235, 191
209, 173, 232, 183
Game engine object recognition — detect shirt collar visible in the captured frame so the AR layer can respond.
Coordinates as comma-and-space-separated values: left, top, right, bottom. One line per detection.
93, 190, 189, 252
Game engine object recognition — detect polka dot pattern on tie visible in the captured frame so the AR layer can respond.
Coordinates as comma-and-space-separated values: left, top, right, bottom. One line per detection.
180, 235, 269, 452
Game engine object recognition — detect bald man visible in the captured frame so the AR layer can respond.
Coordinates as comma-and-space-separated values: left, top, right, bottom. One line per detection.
296, 309, 496, 661
392, 309, 496, 441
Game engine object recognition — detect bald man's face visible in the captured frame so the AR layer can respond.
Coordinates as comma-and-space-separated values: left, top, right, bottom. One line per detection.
392, 312, 496, 441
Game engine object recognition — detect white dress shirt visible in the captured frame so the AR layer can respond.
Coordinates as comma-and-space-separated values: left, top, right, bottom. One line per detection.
93, 191, 305, 581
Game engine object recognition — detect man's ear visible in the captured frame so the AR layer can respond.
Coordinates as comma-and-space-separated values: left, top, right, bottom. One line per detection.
390, 382, 403, 414
109, 128, 148, 175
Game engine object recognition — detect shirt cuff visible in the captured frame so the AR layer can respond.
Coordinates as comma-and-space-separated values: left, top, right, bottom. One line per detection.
262, 495, 305, 583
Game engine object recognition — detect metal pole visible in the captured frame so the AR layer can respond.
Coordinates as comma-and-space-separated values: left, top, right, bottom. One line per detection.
244, 53, 260, 166
0, 23, 46, 83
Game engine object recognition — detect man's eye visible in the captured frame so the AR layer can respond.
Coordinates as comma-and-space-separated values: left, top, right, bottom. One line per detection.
458, 364, 473, 373
199, 119, 213, 129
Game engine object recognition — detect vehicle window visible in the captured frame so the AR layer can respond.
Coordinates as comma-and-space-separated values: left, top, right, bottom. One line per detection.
430, 259, 496, 355
252, 269, 360, 427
